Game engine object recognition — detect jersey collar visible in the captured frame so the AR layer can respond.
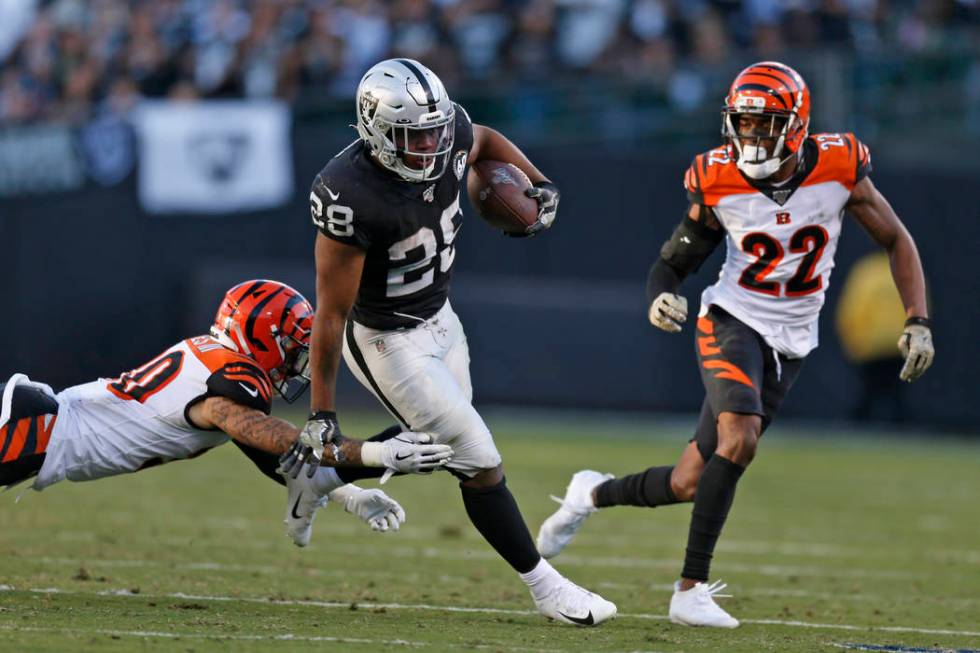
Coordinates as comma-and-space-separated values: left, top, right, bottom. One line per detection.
739, 138, 819, 206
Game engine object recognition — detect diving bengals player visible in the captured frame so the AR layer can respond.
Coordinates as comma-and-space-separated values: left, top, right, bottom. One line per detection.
0, 280, 453, 544
537, 62, 934, 627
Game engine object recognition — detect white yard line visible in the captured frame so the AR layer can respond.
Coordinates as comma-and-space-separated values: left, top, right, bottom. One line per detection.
13, 549, 922, 580
2, 586, 979, 639
592, 582, 980, 607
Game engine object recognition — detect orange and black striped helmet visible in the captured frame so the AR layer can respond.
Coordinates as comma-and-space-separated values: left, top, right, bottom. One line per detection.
722, 61, 811, 158
210, 280, 314, 402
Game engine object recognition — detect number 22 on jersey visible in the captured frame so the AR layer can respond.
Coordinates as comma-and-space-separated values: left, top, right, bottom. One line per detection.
738, 225, 829, 297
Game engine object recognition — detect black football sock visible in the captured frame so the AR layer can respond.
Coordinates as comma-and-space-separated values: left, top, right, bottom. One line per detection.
593, 465, 680, 508
681, 454, 745, 582
460, 477, 540, 573
335, 425, 403, 483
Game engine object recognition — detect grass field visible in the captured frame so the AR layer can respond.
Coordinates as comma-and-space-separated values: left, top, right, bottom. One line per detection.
1, 408, 978, 652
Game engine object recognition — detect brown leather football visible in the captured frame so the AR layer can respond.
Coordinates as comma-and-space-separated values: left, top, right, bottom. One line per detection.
466, 160, 538, 235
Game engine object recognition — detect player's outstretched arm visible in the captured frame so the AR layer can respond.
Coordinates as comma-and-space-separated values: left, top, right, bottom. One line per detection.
470, 124, 559, 235
646, 204, 725, 333
847, 177, 933, 381
190, 396, 342, 459
190, 397, 452, 476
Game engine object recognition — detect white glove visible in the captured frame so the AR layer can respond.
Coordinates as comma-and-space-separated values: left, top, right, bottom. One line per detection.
330, 485, 406, 532
898, 323, 934, 382
648, 292, 688, 333
361, 432, 453, 484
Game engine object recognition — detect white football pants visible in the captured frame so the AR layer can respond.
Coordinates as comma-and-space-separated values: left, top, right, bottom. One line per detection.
342, 301, 502, 477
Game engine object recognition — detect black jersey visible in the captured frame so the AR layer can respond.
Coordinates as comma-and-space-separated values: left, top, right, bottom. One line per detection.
311, 103, 475, 330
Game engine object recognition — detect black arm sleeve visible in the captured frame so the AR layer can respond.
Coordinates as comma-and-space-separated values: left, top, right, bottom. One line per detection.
646, 212, 725, 301
646, 258, 684, 304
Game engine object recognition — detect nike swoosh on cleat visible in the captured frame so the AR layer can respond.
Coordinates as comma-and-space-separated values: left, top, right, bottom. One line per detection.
394, 453, 412, 461
290, 493, 304, 519
557, 611, 594, 626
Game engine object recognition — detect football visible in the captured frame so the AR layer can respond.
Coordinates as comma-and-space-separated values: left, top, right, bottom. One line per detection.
466, 160, 539, 235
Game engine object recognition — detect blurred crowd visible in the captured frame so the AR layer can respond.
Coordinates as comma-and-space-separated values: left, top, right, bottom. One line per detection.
0, 0, 977, 124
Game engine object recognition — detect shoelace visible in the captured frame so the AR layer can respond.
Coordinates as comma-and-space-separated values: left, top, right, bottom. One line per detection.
696, 580, 733, 603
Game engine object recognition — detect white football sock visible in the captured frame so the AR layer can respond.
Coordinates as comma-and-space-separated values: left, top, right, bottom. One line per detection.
519, 557, 563, 601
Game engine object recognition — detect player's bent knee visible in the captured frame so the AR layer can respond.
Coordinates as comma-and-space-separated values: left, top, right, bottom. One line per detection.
716, 412, 761, 465
460, 464, 504, 488
670, 469, 699, 501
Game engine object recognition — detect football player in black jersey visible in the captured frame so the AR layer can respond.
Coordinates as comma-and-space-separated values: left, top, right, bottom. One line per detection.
279, 58, 616, 626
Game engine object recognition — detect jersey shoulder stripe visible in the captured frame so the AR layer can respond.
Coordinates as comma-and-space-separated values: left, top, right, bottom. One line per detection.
803, 132, 872, 191
684, 147, 753, 206
206, 361, 273, 414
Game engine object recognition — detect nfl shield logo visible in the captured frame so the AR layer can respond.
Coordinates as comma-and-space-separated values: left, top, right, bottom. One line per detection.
375, 339, 386, 354
423, 184, 435, 203
772, 189, 792, 205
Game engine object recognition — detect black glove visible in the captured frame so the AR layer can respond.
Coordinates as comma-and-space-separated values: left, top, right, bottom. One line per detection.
508, 181, 559, 238
278, 411, 341, 479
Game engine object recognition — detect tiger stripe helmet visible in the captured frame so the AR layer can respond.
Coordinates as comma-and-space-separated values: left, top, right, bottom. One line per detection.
721, 61, 810, 179
210, 280, 314, 403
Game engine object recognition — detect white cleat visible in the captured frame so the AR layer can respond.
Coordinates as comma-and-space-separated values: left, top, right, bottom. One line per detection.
668, 580, 740, 628
533, 577, 617, 627
536, 470, 613, 559
284, 473, 329, 547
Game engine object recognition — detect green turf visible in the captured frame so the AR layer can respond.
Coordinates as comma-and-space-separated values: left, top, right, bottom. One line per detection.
1, 408, 978, 652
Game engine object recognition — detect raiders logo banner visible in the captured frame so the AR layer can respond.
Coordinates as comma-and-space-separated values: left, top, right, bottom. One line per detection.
133, 101, 293, 214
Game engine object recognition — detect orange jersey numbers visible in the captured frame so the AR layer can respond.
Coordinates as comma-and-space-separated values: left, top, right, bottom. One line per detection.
107, 351, 184, 403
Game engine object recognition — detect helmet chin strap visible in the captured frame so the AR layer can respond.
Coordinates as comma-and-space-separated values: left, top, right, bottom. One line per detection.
734, 135, 803, 180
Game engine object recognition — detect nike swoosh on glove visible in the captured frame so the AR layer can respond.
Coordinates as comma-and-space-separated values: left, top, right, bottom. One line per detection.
361, 433, 454, 484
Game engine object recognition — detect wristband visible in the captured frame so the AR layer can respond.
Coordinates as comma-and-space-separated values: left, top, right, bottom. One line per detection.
904, 317, 931, 329
360, 441, 384, 467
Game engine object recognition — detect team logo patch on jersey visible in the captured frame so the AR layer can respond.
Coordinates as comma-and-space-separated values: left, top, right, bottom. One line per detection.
423, 184, 435, 203
776, 211, 792, 225
453, 150, 467, 180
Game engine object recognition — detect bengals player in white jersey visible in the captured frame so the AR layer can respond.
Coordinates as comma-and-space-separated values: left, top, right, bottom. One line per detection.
537, 62, 934, 627
0, 280, 453, 543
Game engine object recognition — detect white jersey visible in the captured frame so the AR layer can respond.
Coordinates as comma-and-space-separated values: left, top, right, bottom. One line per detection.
685, 133, 872, 358
34, 336, 274, 490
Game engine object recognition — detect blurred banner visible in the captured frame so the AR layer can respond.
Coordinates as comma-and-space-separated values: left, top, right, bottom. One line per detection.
0, 124, 83, 197
133, 101, 292, 214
